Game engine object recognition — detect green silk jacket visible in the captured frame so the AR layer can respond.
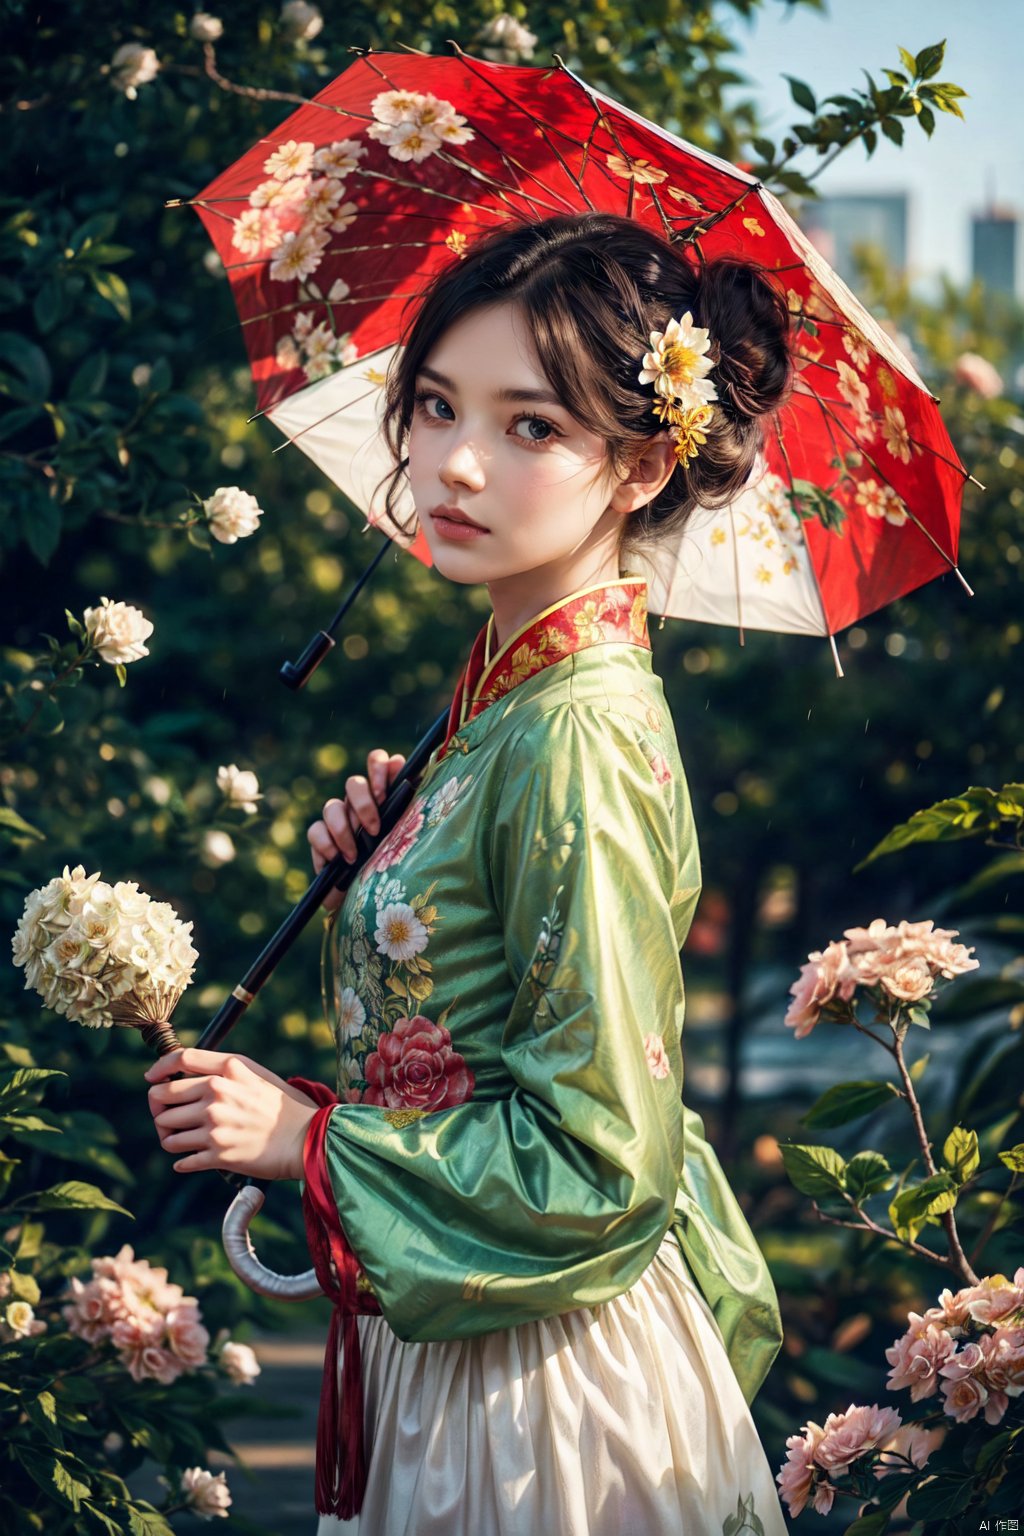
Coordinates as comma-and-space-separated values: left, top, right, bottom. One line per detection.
313, 576, 782, 1404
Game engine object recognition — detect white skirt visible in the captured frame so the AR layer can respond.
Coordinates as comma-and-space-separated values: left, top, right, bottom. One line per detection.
317, 1232, 787, 1536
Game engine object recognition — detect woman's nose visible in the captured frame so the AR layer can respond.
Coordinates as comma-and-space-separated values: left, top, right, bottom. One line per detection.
437, 433, 486, 491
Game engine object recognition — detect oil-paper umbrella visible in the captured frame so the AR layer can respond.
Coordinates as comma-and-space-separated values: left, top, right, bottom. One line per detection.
175, 43, 975, 672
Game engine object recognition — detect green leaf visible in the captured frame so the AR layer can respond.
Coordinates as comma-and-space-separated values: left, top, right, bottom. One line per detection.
26, 1389, 61, 1445
880, 117, 904, 146
844, 1151, 894, 1203
998, 1144, 1024, 1174
917, 102, 936, 136
82, 1503, 126, 1536
889, 1172, 957, 1242
0, 330, 53, 401
914, 41, 946, 80
127, 1503, 176, 1536
801, 1080, 900, 1129
906, 1473, 974, 1519
115, 663, 128, 688
11, 1180, 133, 1217
0, 806, 46, 845
781, 1143, 847, 1197
784, 75, 817, 114
89, 269, 131, 322
0, 1067, 67, 1106
9, 1269, 40, 1305
942, 1126, 980, 1184
68, 352, 109, 401
20, 496, 62, 565
69, 212, 119, 255
854, 784, 1024, 868
975, 1429, 1016, 1473
751, 137, 776, 162
842, 1507, 890, 1535
33, 282, 65, 335
898, 47, 917, 77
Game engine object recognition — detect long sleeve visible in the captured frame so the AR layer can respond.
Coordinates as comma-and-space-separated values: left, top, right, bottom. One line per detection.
315, 700, 702, 1342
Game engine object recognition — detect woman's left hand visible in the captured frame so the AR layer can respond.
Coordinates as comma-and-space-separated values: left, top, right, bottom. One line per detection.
145, 1048, 320, 1182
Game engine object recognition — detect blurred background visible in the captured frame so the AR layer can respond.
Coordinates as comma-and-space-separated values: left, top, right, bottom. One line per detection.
1, 2, 1021, 1530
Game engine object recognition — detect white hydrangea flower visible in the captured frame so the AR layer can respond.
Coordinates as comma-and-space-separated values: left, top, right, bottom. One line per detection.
180, 1466, 232, 1520
279, 0, 323, 42
82, 598, 154, 666
110, 43, 161, 97
201, 486, 264, 544
476, 14, 538, 63
189, 12, 224, 41
219, 1339, 261, 1384
216, 764, 262, 814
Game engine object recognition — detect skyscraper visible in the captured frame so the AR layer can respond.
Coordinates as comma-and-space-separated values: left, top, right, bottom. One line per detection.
800, 194, 909, 291
972, 208, 1018, 297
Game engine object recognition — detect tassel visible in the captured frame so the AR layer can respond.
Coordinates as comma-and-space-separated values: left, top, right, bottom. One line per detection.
289, 1075, 379, 1519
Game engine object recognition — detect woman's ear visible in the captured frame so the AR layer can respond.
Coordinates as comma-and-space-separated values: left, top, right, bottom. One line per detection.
608, 433, 678, 516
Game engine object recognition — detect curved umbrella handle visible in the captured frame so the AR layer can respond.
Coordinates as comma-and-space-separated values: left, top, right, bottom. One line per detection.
222, 1181, 324, 1301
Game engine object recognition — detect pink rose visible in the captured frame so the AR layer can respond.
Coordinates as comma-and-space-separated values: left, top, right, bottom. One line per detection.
978, 1327, 1024, 1397
815, 1403, 903, 1474
941, 1373, 988, 1423
363, 1015, 474, 1112
876, 953, 936, 1003
166, 1304, 210, 1367
363, 801, 425, 876
643, 1032, 671, 1079
124, 1344, 186, 1386
776, 1420, 826, 1518
874, 1422, 937, 1479
954, 351, 1003, 399
784, 940, 857, 1037
885, 1320, 957, 1401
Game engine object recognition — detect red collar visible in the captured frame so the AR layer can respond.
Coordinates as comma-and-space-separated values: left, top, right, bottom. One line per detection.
439, 577, 650, 759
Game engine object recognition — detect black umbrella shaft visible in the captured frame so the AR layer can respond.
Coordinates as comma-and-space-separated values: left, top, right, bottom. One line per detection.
197, 706, 450, 1052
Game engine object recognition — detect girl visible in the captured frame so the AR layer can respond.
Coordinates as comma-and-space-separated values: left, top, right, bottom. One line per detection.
146, 211, 792, 1535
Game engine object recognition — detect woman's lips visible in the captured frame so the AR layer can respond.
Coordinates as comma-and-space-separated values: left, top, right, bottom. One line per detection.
429, 512, 490, 541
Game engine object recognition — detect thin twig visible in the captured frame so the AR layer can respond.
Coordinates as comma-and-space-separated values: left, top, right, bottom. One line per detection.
969, 1171, 1020, 1270
810, 1199, 958, 1270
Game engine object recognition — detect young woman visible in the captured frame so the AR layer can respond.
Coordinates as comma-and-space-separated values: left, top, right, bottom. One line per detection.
146, 212, 792, 1535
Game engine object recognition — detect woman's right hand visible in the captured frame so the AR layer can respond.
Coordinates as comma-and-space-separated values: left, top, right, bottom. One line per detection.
307, 748, 407, 911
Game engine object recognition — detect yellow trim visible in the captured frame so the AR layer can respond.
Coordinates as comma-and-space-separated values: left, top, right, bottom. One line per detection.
470, 576, 647, 710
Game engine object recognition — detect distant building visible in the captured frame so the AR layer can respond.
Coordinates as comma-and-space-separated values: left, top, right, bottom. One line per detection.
800, 194, 909, 288
971, 208, 1018, 297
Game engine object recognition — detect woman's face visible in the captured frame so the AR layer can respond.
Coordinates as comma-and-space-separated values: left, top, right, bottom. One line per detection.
407, 301, 627, 594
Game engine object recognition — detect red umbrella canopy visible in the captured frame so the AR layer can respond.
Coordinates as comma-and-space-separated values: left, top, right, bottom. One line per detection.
186, 46, 972, 642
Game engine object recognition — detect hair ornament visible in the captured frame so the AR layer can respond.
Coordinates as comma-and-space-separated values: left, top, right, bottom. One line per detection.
637, 310, 718, 467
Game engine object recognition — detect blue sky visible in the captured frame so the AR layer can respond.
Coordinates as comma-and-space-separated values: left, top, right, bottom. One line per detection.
720, 0, 1021, 287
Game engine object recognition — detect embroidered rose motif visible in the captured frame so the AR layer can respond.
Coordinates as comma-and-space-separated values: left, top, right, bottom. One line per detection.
649, 753, 672, 786
364, 800, 425, 875
364, 1015, 474, 1111
643, 1032, 671, 1079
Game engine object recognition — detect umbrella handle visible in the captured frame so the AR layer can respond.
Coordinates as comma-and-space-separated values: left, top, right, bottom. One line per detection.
222, 1181, 324, 1301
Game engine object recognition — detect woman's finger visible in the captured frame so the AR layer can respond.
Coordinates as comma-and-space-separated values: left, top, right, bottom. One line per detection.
366, 748, 391, 803
322, 799, 358, 861
344, 774, 380, 837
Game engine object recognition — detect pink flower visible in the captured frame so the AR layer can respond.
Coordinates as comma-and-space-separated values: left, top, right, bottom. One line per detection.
874, 1422, 937, 1479
954, 351, 1003, 399
648, 753, 671, 785
940, 1373, 988, 1423
643, 1032, 671, 1079
124, 1344, 186, 1386
815, 1403, 903, 1474
785, 940, 857, 1037
776, 1420, 827, 1518
363, 801, 425, 875
978, 1327, 1024, 1398
962, 1274, 1024, 1326
885, 1318, 957, 1401
166, 1304, 210, 1367
876, 953, 936, 1003
363, 1015, 474, 1112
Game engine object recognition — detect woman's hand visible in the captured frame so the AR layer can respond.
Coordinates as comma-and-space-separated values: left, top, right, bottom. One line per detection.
307, 747, 407, 912
145, 1048, 320, 1182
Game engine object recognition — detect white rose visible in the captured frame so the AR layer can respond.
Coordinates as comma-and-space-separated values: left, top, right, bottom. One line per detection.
110, 42, 161, 95
180, 1466, 232, 1520
82, 598, 154, 666
4, 1301, 45, 1339
280, 0, 323, 41
201, 830, 236, 868
201, 486, 264, 545
219, 1339, 261, 1384
189, 12, 224, 41
476, 14, 538, 62
216, 764, 262, 814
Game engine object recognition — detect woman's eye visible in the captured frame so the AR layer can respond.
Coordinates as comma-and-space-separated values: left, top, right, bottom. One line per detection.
511, 415, 559, 445
413, 391, 453, 422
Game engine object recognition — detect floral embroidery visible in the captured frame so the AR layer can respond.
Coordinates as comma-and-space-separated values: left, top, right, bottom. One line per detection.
881, 405, 913, 463
527, 887, 566, 1006
722, 1492, 765, 1536
375, 901, 429, 962
364, 1016, 475, 1111
426, 774, 473, 825
643, 1033, 671, 1079
337, 986, 366, 1041
382, 1107, 427, 1128
649, 753, 672, 786
362, 798, 425, 877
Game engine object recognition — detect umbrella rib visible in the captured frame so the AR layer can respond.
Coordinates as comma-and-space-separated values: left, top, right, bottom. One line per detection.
268, 384, 384, 449
770, 418, 833, 638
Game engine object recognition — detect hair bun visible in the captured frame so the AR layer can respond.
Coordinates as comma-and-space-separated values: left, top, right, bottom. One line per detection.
697, 260, 792, 421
